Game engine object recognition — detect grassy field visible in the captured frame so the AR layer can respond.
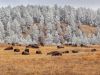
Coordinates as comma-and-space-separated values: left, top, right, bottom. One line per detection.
0, 44, 100, 75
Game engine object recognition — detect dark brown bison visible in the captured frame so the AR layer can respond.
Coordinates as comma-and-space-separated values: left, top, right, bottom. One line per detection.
36, 50, 42, 54
47, 51, 62, 56
22, 51, 29, 55
14, 49, 20, 52
62, 51, 69, 54
40, 42, 44, 46
25, 49, 29, 52
57, 45, 64, 48
12, 43, 16, 46
69, 43, 72, 45
4, 46, 13, 50
8, 43, 11, 45
80, 44, 88, 47
65, 43, 73, 46
72, 44, 77, 47
91, 49, 96, 52
64, 44, 69, 46
72, 50, 78, 53
18, 44, 21, 46
26, 44, 39, 48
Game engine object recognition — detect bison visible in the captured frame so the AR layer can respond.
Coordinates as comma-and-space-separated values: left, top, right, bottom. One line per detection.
14, 49, 20, 52
91, 49, 96, 52
12, 43, 16, 46
72, 44, 77, 47
72, 50, 78, 53
40, 42, 44, 46
4, 46, 13, 50
36, 50, 42, 54
47, 51, 62, 56
80, 44, 88, 47
57, 45, 64, 48
22, 51, 29, 55
25, 49, 29, 52
26, 44, 39, 48
62, 51, 69, 54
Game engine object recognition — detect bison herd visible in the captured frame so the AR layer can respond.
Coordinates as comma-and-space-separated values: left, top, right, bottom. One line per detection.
3, 43, 97, 56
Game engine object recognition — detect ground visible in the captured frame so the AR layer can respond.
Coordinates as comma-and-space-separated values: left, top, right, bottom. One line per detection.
0, 44, 100, 75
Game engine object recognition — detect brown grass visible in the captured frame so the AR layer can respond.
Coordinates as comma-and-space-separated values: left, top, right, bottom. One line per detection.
0, 44, 100, 75
80, 25, 96, 37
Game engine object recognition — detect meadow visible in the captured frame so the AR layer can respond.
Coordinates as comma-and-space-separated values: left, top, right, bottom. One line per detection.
0, 44, 100, 75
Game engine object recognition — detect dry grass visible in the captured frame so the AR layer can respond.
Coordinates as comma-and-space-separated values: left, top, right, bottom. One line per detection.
80, 25, 96, 37
0, 44, 100, 75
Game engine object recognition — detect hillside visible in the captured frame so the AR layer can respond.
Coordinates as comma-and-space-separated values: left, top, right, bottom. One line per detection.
0, 5, 100, 45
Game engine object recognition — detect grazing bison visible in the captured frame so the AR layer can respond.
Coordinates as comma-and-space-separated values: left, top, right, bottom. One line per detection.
40, 42, 44, 46
68, 43, 73, 46
4, 46, 13, 50
65, 43, 73, 46
22, 51, 29, 55
64, 44, 69, 46
72, 44, 77, 47
14, 49, 20, 52
72, 50, 78, 53
47, 51, 62, 56
80, 44, 88, 47
62, 51, 69, 54
12, 43, 16, 46
18, 44, 21, 46
25, 49, 29, 52
8, 43, 11, 45
26, 44, 39, 48
36, 50, 42, 54
57, 45, 64, 48
91, 49, 96, 52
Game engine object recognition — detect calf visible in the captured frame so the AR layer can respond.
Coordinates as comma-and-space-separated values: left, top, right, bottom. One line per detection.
4, 46, 13, 50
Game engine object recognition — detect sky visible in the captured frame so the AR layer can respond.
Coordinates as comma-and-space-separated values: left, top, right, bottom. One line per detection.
0, 0, 100, 10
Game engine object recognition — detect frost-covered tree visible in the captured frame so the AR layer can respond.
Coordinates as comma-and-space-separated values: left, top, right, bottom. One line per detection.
0, 5, 99, 45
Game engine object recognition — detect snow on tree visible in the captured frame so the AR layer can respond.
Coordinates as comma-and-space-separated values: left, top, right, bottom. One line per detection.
53, 31, 60, 45
0, 20, 5, 43
0, 5, 99, 45
11, 19, 21, 34
44, 33, 53, 45
31, 24, 39, 44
